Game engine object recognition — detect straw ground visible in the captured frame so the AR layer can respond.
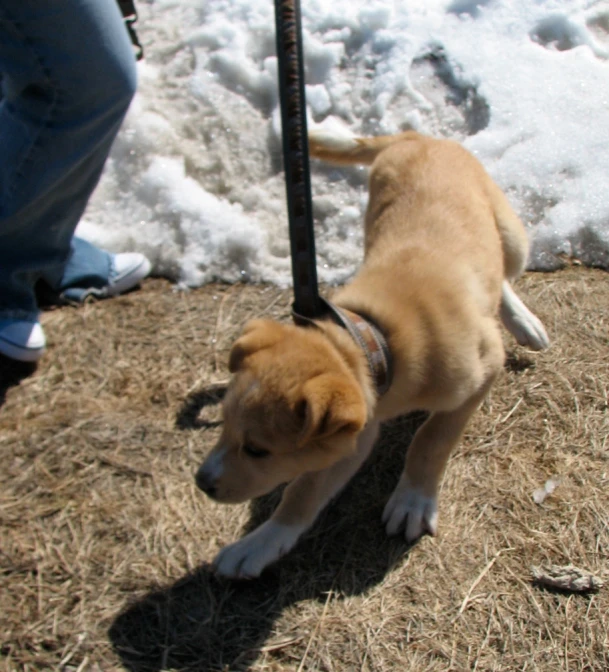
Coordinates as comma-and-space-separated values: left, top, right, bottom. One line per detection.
1, 268, 607, 671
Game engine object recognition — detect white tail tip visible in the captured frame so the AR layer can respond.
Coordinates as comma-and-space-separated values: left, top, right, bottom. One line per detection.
308, 118, 358, 152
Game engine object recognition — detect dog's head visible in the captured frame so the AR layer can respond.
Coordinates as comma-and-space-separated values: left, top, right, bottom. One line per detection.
195, 319, 368, 503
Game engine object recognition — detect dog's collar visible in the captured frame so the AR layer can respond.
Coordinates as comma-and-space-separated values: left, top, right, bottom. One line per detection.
292, 298, 393, 397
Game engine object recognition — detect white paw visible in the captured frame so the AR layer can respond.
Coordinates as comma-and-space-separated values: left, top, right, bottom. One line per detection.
382, 481, 438, 543
213, 520, 305, 579
501, 282, 550, 351
510, 310, 550, 351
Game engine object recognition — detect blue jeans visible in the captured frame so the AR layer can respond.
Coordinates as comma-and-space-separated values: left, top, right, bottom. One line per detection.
0, 0, 137, 321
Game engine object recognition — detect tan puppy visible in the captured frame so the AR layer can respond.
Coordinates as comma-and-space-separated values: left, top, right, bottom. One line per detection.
196, 129, 549, 579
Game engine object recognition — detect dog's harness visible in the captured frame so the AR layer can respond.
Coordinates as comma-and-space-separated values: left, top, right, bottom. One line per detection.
292, 298, 393, 397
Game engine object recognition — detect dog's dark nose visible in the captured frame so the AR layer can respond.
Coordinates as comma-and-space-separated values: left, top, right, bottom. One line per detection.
195, 467, 217, 498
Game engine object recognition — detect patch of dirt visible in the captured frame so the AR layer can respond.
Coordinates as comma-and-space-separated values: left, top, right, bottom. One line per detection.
1, 269, 608, 671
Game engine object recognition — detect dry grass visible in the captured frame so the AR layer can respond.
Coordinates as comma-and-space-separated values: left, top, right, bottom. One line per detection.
1, 268, 607, 672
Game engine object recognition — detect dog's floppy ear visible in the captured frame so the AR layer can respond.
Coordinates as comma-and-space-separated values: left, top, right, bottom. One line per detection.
297, 373, 367, 444
229, 319, 285, 373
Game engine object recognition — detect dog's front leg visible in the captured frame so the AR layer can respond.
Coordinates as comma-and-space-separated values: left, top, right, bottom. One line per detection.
213, 421, 380, 579
383, 382, 495, 543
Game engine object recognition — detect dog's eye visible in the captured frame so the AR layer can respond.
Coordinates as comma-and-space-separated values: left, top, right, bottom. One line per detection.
242, 443, 270, 459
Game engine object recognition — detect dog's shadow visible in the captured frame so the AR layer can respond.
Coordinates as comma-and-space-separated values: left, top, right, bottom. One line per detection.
174, 382, 227, 430
109, 412, 425, 672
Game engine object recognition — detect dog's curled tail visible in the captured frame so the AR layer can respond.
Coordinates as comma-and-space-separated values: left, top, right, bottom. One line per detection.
309, 127, 415, 166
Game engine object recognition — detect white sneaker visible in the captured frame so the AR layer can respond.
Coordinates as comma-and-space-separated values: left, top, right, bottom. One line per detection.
104, 252, 152, 297
66, 252, 152, 301
0, 320, 46, 362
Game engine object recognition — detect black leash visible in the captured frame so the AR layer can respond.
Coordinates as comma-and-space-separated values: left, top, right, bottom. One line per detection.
273, 0, 322, 319
117, 0, 144, 61
273, 0, 393, 397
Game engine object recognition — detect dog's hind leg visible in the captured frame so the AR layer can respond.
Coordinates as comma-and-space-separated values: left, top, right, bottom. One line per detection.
488, 180, 529, 281
487, 181, 550, 350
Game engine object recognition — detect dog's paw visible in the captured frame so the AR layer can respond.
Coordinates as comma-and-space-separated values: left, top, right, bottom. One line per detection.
213, 520, 304, 579
509, 309, 550, 351
382, 481, 438, 543
501, 282, 550, 351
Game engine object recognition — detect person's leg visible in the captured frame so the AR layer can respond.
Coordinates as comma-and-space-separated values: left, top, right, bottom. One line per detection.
0, 0, 137, 359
